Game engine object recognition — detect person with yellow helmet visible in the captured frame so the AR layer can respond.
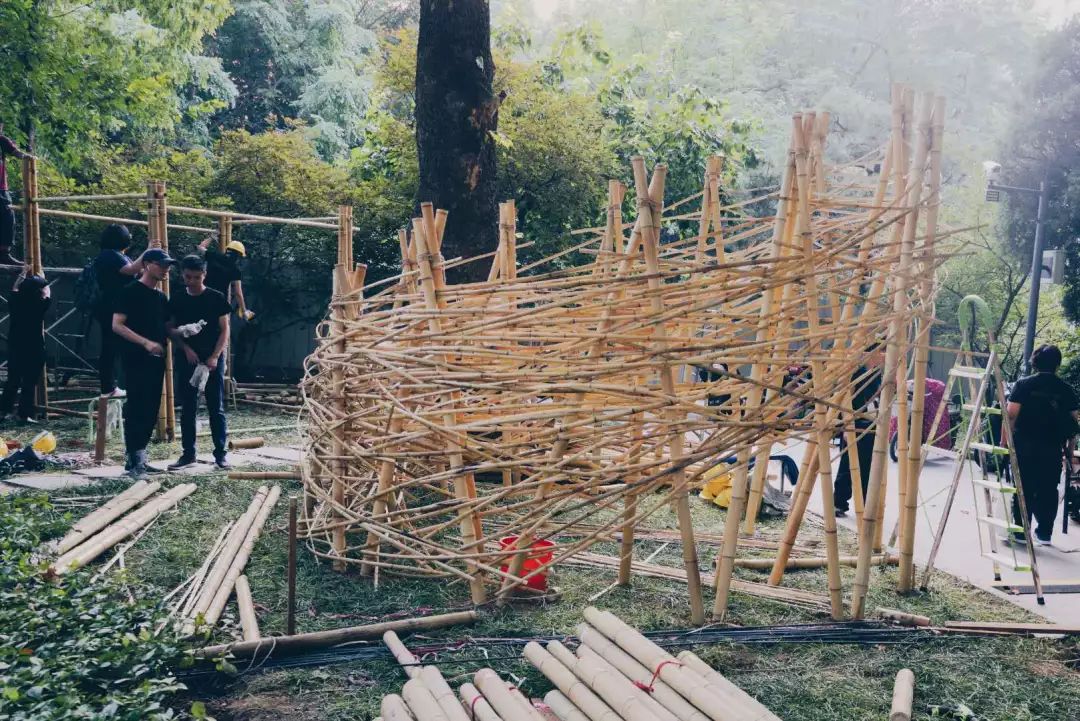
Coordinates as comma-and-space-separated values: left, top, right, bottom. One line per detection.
198, 235, 254, 321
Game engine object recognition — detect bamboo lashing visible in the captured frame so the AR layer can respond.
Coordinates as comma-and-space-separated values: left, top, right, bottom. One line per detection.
299, 86, 949, 621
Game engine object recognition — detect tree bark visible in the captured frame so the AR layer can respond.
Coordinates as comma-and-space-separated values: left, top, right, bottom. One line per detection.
415, 0, 499, 282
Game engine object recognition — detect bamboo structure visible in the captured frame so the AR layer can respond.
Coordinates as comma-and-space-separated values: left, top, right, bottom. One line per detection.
300, 86, 950, 619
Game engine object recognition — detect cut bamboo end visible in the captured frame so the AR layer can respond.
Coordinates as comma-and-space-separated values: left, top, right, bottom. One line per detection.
876, 608, 930, 627
235, 575, 260, 643
229, 436, 265, 450
384, 630, 421, 679
889, 669, 914, 721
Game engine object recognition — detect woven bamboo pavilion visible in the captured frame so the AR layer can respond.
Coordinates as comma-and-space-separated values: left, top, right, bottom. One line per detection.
301, 84, 948, 623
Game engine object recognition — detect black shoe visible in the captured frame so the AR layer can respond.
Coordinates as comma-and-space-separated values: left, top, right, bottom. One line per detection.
213, 455, 230, 471
167, 454, 198, 471
835, 509, 848, 518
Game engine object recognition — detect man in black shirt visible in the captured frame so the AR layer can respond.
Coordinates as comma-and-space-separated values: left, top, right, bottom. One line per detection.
1007, 344, 1079, 545
112, 248, 174, 479
94, 224, 149, 397
834, 347, 885, 516
166, 255, 232, 470
0, 272, 50, 423
198, 235, 252, 319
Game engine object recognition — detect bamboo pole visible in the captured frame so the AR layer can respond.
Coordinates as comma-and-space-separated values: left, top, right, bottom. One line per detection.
383, 630, 421, 679
235, 574, 260, 642
287, 496, 298, 635
573, 644, 680, 721
330, 256, 349, 570
522, 643, 622, 721
545, 690, 591, 721
56, 480, 161, 554
169, 205, 339, 230
581, 608, 736, 721
187, 486, 270, 625
228, 470, 299, 480
675, 652, 782, 721
459, 683, 503, 721
37, 192, 145, 202
734, 554, 896, 570
547, 639, 667, 721
402, 678, 451, 721
419, 666, 473, 721
203, 485, 282, 628
576, 624, 711, 721
877, 608, 930, 627
53, 484, 197, 574
196, 610, 478, 658
889, 669, 914, 721
228, 437, 265, 450
632, 157, 704, 625
474, 668, 544, 721
93, 396, 109, 463
382, 695, 416, 721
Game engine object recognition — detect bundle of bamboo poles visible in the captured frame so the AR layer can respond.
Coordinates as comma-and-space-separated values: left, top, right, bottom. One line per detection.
51, 483, 197, 575
172, 485, 281, 635
300, 84, 950, 621
374, 608, 784, 721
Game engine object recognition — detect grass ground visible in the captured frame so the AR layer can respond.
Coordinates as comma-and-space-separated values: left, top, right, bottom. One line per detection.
14, 394, 1080, 721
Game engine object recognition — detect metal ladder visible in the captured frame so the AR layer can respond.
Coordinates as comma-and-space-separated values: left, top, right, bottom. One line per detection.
918, 348, 1045, 604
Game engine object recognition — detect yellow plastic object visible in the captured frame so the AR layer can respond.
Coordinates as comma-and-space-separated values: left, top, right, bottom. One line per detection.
0, 439, 8, 459
226, 240, 247, 257
31, 431, 57, 454
698, 464, 733, 508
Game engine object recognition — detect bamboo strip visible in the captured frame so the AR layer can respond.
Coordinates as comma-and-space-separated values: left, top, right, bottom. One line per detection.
53, 484, 197, 574
56, 481, 160, 554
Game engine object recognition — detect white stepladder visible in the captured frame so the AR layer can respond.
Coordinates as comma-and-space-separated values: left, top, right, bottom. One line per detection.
917, 297, 1045, 604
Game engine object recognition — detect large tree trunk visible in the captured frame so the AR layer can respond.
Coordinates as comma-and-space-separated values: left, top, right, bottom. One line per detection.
415, 0, 499, 282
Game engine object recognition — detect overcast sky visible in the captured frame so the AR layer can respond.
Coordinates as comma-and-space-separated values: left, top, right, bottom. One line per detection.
529, 0, 1080, 26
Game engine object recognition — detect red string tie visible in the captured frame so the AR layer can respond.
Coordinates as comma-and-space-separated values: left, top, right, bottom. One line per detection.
633, 659, 682, 693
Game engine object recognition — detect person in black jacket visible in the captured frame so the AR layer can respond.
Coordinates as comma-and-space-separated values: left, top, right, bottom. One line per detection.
1, 271, 50, 424
1007, 344, 1079, 546
93, 224, 148, 398
834, 347, 885, 516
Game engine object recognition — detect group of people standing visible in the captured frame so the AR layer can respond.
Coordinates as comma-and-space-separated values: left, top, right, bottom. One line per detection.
0, 123, 249, 480
93, 225, 249, 479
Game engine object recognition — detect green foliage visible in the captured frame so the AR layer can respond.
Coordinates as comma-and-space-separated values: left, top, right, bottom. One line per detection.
0, 0, 233, 169
0, 495, 188, 720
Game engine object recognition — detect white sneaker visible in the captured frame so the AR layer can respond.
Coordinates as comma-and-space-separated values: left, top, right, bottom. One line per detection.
1035, 536, 1053, 547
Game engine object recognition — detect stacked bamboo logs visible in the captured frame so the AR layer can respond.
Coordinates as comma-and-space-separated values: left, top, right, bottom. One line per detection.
180, 485, 281, 635
300, 84, 950, 621
376, 608, 783, 721
52, 483, 197, 574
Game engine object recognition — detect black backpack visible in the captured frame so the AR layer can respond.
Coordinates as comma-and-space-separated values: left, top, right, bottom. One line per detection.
73, 259, 102, 313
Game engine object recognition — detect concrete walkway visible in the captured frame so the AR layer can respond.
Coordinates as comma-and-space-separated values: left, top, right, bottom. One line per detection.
774, 439, 1080, 625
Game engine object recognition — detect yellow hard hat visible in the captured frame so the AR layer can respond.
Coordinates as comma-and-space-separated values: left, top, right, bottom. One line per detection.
226, 240, 247, 257
31, 431, 56, 454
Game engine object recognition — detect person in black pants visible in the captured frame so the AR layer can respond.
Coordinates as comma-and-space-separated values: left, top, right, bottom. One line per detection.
0, 129, 33, 260
166, 255, 231, 470
111, 249, 174, 480
834, 348, 885, 516
93, 224, 148, 398
1007, 345, 1079, 546
0, 272, 50, 423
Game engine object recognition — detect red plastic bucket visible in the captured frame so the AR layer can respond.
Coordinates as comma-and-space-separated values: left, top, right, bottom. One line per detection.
498, 535, 555, 591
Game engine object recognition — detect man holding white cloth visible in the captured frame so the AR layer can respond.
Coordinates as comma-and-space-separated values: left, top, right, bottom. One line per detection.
167, 254, 231, 470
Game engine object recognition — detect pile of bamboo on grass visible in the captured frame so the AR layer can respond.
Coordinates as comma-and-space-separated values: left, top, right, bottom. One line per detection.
166, 485, 281, 637
51, 481, 197, 575
374, 607, 783, 721
301, 82, 951, 623
235, 383, 302, 411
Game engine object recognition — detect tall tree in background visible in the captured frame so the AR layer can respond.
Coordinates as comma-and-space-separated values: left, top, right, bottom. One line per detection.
415, 0, 499, 277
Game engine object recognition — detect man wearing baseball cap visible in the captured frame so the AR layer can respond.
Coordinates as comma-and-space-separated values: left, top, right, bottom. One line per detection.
111, 248, 174, 479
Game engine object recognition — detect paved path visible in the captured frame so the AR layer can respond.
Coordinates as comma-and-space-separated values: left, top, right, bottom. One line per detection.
772, 439, 1080, 625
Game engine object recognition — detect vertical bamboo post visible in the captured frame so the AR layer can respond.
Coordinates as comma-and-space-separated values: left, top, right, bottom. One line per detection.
632, 157, 705, 624
159, 182, 175, 440
898, 93, 942, 591
287, 495, 298, 635
145, 182, 168, 441
618, 412, 643, 586
717, 136, 796, 615
790, 114, 844, 618
94, 397, 109, 463
415, 204, 486, 604
22, 157, 48, 412
851, 85, 913, 618
218, 215, 237, 408
329, 220, 349, 570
